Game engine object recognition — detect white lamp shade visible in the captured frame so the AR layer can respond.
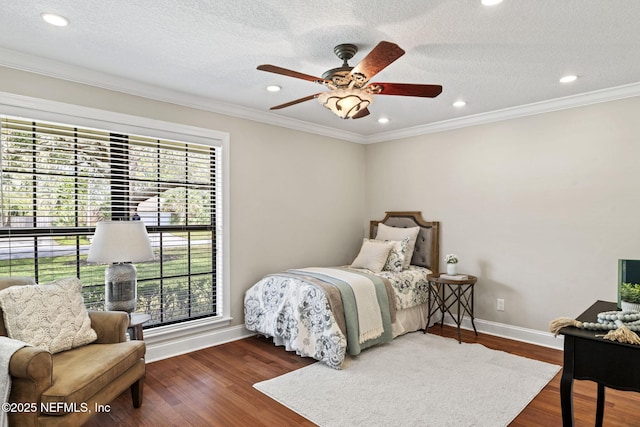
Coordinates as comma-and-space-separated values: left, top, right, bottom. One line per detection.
87, 221, 154, 263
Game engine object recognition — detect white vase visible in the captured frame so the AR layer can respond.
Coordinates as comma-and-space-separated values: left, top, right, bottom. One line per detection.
621, 301, 640, 312
446, 263, 457, 275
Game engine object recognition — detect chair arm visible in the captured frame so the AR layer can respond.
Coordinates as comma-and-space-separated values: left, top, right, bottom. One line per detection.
89, 311, 129, 343
8, 346, 52, 383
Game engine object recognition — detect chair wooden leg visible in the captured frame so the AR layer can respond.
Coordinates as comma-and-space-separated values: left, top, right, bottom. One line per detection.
131, 378, 144, 408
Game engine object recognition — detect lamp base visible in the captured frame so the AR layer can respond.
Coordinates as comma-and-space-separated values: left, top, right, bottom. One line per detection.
105, 263, 137, 313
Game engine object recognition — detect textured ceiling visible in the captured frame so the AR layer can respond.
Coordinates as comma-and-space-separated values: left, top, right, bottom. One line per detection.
1, 1, 640, 142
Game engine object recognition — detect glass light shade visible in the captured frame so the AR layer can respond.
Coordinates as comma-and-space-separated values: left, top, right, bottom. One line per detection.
87, 221, 154, 313
317, 88, 374, 119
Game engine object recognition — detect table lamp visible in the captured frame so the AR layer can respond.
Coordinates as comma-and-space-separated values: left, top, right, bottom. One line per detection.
87, 220, 154, 313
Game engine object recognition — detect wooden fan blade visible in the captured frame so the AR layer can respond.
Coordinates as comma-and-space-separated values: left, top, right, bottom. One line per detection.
257, 64, 328, 85
349, 41, 405, 84
269, 93, 322, 110
370, 83, 443, 98
352, 108, 370, 119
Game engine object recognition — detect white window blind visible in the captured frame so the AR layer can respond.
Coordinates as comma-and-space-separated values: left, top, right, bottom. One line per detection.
0, 116, 219, 327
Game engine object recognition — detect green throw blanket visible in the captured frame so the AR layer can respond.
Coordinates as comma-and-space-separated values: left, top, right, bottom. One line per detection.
289, 267, 394, 355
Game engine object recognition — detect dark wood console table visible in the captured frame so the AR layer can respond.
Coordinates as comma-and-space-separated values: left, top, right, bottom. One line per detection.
559, 300, 640, 426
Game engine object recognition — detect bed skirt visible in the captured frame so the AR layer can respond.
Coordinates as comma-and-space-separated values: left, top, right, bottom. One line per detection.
392, 303, 442, 337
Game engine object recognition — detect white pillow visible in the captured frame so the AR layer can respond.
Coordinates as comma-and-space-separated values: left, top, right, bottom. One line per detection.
350, 239, 394, 273
0, 277, 97, 354
375, 223, 420, 269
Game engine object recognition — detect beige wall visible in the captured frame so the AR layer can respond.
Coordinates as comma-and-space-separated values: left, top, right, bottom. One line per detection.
366, 96, 640, 331
4, 65, 639, 336
0, 66, 366, 328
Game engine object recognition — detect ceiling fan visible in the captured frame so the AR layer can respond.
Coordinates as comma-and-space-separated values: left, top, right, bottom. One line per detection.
257, 41, 443, 120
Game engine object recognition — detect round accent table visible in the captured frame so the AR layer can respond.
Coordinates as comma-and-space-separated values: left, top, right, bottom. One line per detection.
127, 313, 151, 341
425, 273, 478, 343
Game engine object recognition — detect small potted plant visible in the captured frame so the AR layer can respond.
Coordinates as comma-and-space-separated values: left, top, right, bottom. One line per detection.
445, 254, 459, 275
620, 282, 640, 312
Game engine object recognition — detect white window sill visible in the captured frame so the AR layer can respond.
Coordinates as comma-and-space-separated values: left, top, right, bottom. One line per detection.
144, 315, 233, 341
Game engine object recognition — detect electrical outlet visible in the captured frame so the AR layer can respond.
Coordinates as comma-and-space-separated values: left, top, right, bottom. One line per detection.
497, 298, 505, 311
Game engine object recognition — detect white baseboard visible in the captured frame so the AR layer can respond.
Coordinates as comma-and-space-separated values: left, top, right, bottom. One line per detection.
144, 323, 255, 363
143, 317, 564, 364
440, 316, 564, 350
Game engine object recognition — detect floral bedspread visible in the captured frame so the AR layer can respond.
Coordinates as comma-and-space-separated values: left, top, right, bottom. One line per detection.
243, 266, 432, 369
244, 273, 348, 368
376, 265, 432, 310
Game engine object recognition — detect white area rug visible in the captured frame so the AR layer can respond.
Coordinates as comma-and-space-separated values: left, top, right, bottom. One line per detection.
254, 333, 561, 427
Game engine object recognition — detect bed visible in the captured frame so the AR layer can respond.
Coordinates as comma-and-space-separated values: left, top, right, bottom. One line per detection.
244, 211, 440, 369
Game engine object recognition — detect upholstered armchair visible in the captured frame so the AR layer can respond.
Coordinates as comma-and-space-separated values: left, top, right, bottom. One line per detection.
0, 277, 146, 427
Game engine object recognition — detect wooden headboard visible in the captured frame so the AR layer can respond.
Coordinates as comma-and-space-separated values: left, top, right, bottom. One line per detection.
370, 211, 440, 273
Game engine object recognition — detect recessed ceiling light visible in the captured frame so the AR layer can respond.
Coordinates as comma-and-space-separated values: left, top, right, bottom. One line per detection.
41, 13, 69, 27
453, 100, 467, 108
481, 0, 503, 6
559, 75, 578, 83
266, 85, 281, 92
378, 117, 389, 124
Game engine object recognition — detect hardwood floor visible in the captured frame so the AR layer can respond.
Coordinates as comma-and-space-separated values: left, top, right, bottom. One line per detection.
84, 326, 639, 427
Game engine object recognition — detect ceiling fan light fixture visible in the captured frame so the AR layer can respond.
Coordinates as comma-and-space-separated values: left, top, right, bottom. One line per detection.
258, 41, 442, 118
317, 88, 374, 119
453, 100, 467, 107
266, 85, 281, 92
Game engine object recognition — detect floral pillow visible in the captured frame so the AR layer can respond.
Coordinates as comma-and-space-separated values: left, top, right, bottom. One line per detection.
361, 237, 409, 273
375, 224, 420, 269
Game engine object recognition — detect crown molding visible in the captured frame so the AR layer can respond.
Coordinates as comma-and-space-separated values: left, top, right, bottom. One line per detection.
1, 47, 639, 145
364, 82, 640, 144
0, 48, 367, 144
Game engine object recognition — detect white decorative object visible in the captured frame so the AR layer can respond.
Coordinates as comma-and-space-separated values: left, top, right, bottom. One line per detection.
441, 274, 468, 281
621, 301, 640, 312
445, 253, 459, 275
447, 263, 457, 275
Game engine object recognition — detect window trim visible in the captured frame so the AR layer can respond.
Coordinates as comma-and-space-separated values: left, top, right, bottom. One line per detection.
0, 91, 231, 325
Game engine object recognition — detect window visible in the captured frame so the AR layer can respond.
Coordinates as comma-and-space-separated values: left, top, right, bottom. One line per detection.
0, 113, 226, 329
